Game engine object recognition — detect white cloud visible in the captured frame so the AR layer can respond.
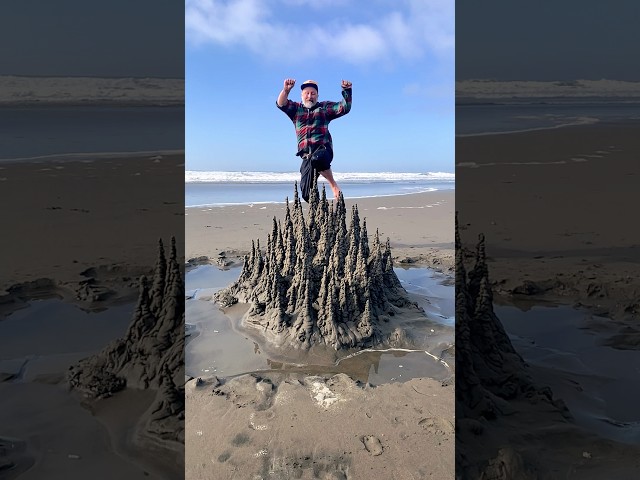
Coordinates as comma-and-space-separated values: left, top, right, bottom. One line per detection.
408, 0, 455, 55
308, 23, 389, 64
185, 0, 272, 46
382, 12, 417, 59
185, 0, 454, 66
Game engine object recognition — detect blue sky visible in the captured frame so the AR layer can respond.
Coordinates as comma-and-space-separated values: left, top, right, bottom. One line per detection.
186, 0, 454, 173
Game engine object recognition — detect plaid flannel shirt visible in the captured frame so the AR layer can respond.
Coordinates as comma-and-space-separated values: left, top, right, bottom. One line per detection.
277, 88, 352, 155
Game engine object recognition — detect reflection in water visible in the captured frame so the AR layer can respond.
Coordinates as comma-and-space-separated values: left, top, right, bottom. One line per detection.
255, 348, 450, 386
397, 266, 455, 326
185, 264, 454, 385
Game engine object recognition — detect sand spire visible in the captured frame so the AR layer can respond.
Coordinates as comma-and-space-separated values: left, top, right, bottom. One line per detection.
68, 236, 185, 447
215, 182, 427, 350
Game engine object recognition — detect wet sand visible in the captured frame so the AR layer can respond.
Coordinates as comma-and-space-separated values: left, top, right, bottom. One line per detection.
457, 122, 640, 318
456, 121, 640, 478
185, 190, 455, 479
0, 153, 184, 294
0, 154, 184, 478
186, 373, 453, 480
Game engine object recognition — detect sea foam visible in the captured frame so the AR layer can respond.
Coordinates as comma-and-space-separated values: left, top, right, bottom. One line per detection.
185, 171, 455, 184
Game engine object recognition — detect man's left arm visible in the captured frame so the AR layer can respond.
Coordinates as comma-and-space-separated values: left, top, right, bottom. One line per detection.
327, 80, 352, 119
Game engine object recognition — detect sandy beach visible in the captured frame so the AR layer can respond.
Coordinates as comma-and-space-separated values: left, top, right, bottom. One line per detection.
0, 153, 184, 294
185, 189, 455, 479
0, 154, 185, 479
457, 122, 640, 322
186, 190, 454, 272
456, 121, 640, 478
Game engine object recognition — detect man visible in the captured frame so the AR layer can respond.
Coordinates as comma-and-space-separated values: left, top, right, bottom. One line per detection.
277, 78, 352, 202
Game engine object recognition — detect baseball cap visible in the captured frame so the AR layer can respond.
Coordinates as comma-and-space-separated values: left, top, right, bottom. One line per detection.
300, 80, 318, 92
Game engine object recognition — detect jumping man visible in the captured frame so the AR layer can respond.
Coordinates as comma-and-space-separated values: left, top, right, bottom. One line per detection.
276, 78, 352, 202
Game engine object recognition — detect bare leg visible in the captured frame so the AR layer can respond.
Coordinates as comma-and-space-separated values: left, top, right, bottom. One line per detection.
318, 169, 341, 199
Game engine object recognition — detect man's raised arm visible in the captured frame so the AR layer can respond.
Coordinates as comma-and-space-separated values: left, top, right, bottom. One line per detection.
277, 78, 296, 107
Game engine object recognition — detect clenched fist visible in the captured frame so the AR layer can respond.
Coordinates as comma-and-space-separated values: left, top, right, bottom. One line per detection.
283, 78, 296, 93
341, 80, 352, 89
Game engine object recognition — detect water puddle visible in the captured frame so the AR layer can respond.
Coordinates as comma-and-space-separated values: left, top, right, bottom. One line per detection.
397, 266, 455, 327
186, 265, 454, 385
0, 299, 135, 381
496, 304, 640, 445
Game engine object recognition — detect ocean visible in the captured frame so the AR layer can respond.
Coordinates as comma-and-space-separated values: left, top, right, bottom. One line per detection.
456, 99, 640, 136
0, 106, 184, 161
185, 171, 455, 207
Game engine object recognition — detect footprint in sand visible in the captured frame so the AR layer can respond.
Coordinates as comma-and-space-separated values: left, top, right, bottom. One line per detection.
362, 435, 383, 456
418, 417, 454, 435
231, 432, 250, 446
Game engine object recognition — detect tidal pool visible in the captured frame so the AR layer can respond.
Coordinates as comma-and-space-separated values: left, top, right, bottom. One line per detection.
185, 265, 455, 385
0, 299, 134, 380
496, 303, 640, 445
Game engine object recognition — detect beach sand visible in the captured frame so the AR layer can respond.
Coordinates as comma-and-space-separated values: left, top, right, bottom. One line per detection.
0, 154, 185, 479
457, 122, 640, 327
186, 190, 454, 272
0, 153, 184, 294
185, 189, 455, 479
456, 122, 640, 477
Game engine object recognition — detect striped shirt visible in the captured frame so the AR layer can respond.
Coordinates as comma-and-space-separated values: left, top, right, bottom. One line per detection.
277, 88, 352, 155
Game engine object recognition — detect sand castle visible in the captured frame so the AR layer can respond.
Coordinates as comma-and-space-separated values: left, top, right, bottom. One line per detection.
455, 217, 571, 477
455, 218, 533, 420
454, 216, 570, 418
68, 237, 185, 448
215, 179, 426, 350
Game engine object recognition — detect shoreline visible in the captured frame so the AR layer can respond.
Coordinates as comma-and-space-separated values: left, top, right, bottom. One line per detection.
456, 110, 640, 138
185, 186, 450, 209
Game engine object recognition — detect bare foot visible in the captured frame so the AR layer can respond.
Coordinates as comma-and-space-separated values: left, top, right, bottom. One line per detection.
318, 169, 341, 200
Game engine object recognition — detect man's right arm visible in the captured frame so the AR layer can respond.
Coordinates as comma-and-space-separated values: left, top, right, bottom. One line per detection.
277, 78, 296, 107
277, 89, 289, 107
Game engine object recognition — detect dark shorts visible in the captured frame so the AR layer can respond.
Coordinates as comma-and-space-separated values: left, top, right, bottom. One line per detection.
299, 145, 333, 203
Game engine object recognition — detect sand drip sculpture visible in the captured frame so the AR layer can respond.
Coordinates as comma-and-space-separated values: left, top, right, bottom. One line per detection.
454, 217, 568, 419
215, 179, 424, 350
455, 216, 571, 477
68, 237, 185, 447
